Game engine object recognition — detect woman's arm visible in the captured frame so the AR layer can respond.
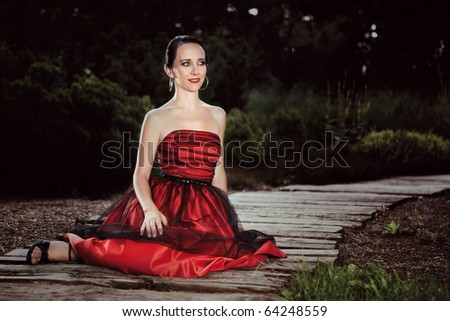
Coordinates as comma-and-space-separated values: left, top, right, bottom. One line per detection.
212, 107, 228, 193
133, 110, 168, 238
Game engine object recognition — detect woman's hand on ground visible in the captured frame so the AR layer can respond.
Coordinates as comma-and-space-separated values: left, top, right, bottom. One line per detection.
140, 209, 169, 238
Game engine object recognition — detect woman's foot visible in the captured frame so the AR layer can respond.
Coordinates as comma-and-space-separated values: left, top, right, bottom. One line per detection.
27, 241, 79, 265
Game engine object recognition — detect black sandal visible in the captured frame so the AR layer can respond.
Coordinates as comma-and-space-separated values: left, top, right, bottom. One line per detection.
68, 243, 82, 263
26, 240, 51, 264
69, 242, 83, 264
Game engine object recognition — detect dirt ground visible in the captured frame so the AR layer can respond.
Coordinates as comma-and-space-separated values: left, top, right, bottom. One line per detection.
0, 195, 117, 255
1, 189, 449, 288
336, 189, 450, 288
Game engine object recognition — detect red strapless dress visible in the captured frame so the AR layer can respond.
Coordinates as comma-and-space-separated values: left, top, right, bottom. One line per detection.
66, 129, 286, 278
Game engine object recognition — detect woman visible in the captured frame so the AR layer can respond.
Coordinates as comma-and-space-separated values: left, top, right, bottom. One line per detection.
26, 35, 286, 278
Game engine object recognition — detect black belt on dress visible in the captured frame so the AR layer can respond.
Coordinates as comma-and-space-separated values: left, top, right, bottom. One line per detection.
160, 172, 211, 186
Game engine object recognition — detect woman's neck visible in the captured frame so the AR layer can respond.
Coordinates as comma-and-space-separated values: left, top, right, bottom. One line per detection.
171, 89, 202, 109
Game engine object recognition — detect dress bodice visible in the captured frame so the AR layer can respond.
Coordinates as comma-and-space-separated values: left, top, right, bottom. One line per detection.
156, 129, 221, 182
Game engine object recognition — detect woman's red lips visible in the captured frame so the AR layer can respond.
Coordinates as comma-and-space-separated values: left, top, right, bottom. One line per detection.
189, 78, 201, 83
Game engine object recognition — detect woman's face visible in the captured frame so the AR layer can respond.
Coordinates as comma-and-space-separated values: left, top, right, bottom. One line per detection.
169, 43, 207, 92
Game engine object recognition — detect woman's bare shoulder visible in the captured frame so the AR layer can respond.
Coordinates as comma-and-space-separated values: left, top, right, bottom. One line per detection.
203, 103, 226, 118
202, 103, 226, 133
144, 104, 176, 122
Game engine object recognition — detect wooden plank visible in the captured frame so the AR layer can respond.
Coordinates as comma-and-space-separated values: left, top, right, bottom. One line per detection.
0, 263, 151, 290
231, 197, 398, 207
0, 261, 288, 276
279, 183, 450, 195
234, 203, 383, 214
230, 191, 408, 202
257, 259, 316, 272
239, 215, 365, 227
0, 256, 25, 264
0, 273, 149, 290
170, 277, 288, 293
262, 230, 342, 240
4, 248, 28, 257
232, 199, 399, 208
280, 175, 450, 196
233, 202, 378, 209
0, 283, 279, 301
282, 249, 338, 257
246, 256, 333, 273
233, 201, 386, 210
385, 175, 450, 184
231, 195, 397, 206
0, 264, 288, 294
355, 175, 450, 185
262, 255, 335, 264
242, 222, 343, 234
275, 237, 337, 249
240, 214, 370, 226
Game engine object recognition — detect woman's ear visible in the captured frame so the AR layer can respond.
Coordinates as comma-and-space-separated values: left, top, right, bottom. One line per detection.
164, 64, 174, 78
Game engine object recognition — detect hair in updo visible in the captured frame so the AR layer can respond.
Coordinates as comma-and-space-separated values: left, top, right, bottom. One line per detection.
165, 35, 207, 68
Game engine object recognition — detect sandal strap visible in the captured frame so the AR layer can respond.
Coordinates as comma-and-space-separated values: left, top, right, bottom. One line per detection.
68, 243, 75, 262
26, 240, 50, 264
68, 243, 82, 263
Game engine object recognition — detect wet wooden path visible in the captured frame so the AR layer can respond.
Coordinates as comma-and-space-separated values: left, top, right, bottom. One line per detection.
1, 174, 450, 300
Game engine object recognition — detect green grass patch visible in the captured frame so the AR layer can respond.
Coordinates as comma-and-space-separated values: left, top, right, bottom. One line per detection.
416, 224, 450, 245
280, 263, 449, 300
384, 221, 400, 235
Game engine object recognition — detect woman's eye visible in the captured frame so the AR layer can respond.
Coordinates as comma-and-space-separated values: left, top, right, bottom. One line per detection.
198, 60, 206, 65
181, 62, 190, 67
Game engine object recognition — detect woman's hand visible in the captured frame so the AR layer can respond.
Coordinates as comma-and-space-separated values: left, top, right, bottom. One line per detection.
140, 209, 169, 238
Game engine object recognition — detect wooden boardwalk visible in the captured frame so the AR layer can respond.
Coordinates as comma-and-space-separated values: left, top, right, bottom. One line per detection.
1, 174, 450, 300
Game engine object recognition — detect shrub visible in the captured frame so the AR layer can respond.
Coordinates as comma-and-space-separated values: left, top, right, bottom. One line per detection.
357, 130, 450, 173
224, 108, 265, 169
243, 86, 328, 141
362, 90, 450, 138
0, 57, 151, 197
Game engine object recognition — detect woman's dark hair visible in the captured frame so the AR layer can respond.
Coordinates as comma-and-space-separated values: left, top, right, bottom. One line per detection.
165, 35, 207, 68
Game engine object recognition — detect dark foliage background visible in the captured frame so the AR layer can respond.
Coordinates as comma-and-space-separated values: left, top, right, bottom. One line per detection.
0, 0, 449, 197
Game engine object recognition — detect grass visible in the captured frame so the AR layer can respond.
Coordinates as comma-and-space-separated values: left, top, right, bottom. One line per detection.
280, 262, 449, 300
384, 221, 400, 235
416, 224, 450, 245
